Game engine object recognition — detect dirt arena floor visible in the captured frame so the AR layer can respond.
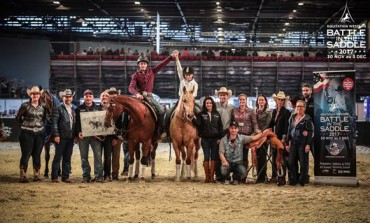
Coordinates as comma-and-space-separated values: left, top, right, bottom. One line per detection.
0, 142, 369, 223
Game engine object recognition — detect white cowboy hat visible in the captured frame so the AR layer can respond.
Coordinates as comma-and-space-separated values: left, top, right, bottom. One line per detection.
272, 91, 290, 102
59, 89, 75, 98
215, 87, 232, 98
27, 86, 44, 97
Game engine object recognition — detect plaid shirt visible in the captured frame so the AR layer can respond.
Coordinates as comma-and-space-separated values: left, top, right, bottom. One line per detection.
232, 107, 259, 135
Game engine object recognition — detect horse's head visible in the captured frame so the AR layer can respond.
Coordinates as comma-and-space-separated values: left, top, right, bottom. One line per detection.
104, 96, 121, 128
181, 86, 195, 120
40, 90, 58, 117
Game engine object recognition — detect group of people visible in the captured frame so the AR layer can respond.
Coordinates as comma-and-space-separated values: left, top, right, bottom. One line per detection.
16, 49, 314, 187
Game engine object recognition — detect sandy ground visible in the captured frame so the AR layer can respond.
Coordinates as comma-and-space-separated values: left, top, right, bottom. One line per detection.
0, 142, 369, 223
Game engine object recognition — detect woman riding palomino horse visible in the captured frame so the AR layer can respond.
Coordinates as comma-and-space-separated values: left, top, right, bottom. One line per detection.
170, 86, 201, 181
104, 95, 158, 182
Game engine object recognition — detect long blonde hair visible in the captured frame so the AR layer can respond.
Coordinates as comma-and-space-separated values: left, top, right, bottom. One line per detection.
100, 90, 110, 108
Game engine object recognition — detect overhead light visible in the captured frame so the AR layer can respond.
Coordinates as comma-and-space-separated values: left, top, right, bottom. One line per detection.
289, 17, 293, 19
88, 8, 94, 11
135, 1, 140, 5
218, 27, 223, 30
53, 1, 60, 4
216, 2, 220, 5
293, 9, 297, 12
140, 8, 144, 11
298, 2, 304, 5
217, 9, 222, 12
285, 22, 289, 26
56, 4, 70, 10
283, 29, 286, 31
75, 17, 85, 23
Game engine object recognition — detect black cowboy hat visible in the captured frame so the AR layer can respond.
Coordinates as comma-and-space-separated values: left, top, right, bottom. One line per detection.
137, 56, 149, 64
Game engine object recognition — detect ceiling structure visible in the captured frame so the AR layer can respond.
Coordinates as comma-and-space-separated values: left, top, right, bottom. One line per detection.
0, 0, 369, 47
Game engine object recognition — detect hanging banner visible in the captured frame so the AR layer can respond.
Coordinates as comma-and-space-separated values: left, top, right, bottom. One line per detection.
313, 70, 357, 186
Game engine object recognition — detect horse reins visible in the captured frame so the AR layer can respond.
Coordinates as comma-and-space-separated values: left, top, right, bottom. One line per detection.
110, 103, 149, 134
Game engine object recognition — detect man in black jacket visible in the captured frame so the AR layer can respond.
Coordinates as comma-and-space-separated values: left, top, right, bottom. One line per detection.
51, 89, 76, 183
75, 89, 104, 183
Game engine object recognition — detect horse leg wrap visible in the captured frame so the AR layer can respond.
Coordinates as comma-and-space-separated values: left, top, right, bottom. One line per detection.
140, 165, 146, 179
194, 160, 198, 177
135, 159, 140, 176
175, 164, 181, 181
186, 164, 191, 179
128, 164, 134, 178
151, 159, 155, 175
277, 166, 284, 177
252, 166, 257, 177
181, 163, 186, 178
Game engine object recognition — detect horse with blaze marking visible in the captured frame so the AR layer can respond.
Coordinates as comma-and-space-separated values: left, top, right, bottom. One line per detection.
170, 86, 200, 181
104, 95, 158, 182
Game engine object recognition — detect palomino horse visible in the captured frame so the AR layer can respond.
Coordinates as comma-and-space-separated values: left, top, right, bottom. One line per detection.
104, 95, 158, 182
170, 86, 200, 181
39, 90, 60, 177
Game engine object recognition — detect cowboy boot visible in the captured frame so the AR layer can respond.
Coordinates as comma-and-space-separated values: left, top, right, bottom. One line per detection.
19, 168, 29, 183
33, 168, 41, 182
209, 161, 216, 183
203, 161, 210, 183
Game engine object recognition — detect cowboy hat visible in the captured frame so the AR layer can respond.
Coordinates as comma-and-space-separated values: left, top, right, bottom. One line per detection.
107, 87, 118, 94
59, 89, 75, 98
215, 87, 232, 98
272, 91, 290, 102
27, 86, 44, 97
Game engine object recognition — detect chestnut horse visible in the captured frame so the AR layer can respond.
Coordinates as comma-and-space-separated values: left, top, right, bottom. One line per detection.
104, 95, 158, 182
170, 87, 200, 181
39, 90, 60, 178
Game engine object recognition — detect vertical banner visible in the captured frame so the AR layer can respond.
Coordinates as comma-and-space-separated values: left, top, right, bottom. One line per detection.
313, 70, 357, 186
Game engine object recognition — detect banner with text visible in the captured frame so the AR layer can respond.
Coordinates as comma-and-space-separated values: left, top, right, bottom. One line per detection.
313, 70, 357, 186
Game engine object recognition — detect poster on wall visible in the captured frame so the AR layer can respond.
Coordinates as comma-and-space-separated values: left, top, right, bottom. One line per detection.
313, 70, 357, 186
80, 111, 114, 137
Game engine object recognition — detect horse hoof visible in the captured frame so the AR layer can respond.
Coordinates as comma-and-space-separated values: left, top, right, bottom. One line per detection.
44, 174, 49, 178
174, 177, 180, 182
127, 177, 133, 182
187, 177, 191, 181
151, 174, 156, 179
139, 177, 145, 183
134, 175, 139, 179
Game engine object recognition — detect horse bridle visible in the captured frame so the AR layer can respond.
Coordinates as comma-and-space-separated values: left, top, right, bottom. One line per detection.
109, 102, 149, 134
177, 98, 194, 122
